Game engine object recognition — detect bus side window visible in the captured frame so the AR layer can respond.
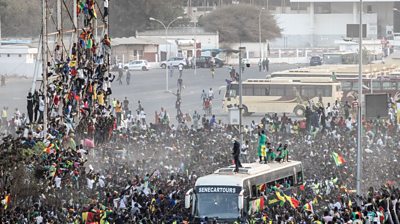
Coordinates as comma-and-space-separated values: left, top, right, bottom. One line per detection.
253, 84, 264, 96
267, 182, 274, 193
265, 86, 270, 96
243, 84, 253, 96
270, 85, 285, 96
301, 86, 314, 98
297, 172, 303, 184
251, 185, 258, 198
382, 81, 396, 90
287, 176, 294, 187
285, 86, 295, 97
342, 81, 352, 91
372, 80, 381, 91
315, 86, 331, 97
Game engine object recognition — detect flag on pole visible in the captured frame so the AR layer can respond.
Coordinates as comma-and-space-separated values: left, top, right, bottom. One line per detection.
303, 201, 314, 213
284, 194, 300, 208
276, 191, 286, 203
2, 194, 10, 209
331, 152, 345, 166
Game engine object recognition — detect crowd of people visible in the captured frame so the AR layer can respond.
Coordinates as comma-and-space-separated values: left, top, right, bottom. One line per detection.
1, 92, 400, 223
0, 1, 399, 223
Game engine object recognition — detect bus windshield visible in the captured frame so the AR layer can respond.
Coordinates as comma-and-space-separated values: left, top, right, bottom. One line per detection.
196, 191, 240, 219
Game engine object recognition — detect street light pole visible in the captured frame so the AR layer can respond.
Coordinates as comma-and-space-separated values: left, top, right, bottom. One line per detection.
356, 0, 363, 195
149, 16, 183, 92
239, 47, 246, 148
258, 8, 265, 62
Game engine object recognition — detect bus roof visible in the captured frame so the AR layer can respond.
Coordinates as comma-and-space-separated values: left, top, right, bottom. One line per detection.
271, 64, 398, 78
195, 161, 302, 187
323, 52, 355, 55
239, 78, 338, 84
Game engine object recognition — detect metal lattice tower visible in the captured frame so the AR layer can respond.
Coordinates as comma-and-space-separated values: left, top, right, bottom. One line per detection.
39, 0, 109, 129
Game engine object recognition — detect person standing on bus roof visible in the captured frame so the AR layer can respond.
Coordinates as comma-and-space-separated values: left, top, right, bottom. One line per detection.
258, 130, 267, 163
232, 138, 242, 172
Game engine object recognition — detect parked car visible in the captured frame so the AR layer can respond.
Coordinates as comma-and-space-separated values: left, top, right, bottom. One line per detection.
160, 57, 187, 69
310, 56, 322, 66
125, 60, 149, 71
195, 56, 224, 68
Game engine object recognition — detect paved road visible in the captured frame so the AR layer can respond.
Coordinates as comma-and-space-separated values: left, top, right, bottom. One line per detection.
0, 64, 301, 125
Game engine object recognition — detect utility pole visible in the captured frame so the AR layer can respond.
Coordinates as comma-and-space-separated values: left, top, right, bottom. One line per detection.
56, 0, 63, 60
193, 20, 197, 76
73, 0, 78, 49
0, 16, 2, 46
258, 8, 265, 62
239, 47, 246, 147
42, 0, 48, 130
356, 0, 363, 195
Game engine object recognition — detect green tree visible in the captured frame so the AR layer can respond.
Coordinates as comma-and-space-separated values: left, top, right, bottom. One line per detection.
198, 4, 281, 43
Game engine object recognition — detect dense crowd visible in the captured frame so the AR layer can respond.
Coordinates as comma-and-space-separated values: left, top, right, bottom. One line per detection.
1, 95, 400, 223
0, 0, 399, 222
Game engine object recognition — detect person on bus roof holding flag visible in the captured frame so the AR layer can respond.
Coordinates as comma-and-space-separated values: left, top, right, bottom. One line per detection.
258, 130, 267, 163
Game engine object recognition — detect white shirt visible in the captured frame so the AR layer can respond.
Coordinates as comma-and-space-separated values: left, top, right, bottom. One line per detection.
345, 119, 352, 130
39, 98, 45, 111
104, 0, 109, 8
139, 110, 146, 119
241, 144, 249, 155
87, 178, 95, 189
208, 90, 214, 98
55, 176, 62, 189
178, 64, 183, 71
35, 216, 43, 224
98, 178, 105, 188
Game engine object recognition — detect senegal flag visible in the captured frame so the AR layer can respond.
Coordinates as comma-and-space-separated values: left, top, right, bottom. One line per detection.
284, 194, 300, 208
276, 191, 286, 203
331, 152, 345, 166
303, 201, 313, 213
2, 194, 10, 209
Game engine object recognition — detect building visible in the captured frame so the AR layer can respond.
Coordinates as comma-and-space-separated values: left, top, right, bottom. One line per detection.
111, 36, 167, 63
269, 0, 396, 48
0, 45, 39, 76
136, 27, 219, 60
186, 0, 399, 48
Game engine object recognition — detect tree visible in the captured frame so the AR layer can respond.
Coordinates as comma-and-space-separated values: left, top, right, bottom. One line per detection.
198, 4, 281, 43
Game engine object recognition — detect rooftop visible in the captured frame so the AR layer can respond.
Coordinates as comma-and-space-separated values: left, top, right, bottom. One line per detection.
195, 161, 302, 187
112, 36, 168, 46
137, 27, 218, 37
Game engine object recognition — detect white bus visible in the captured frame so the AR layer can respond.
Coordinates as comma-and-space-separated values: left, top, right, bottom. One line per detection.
323, 52, 358, 64
270, 64, 398, 101
223, 78, 342, 117
185, 161, 304, 222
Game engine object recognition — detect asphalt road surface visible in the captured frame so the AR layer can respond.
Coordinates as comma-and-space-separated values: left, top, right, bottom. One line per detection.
0, 64, 301, 125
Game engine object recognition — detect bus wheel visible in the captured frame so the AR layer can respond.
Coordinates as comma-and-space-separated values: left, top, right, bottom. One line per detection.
243, 105, 252, 116
293, 105, 305, 117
